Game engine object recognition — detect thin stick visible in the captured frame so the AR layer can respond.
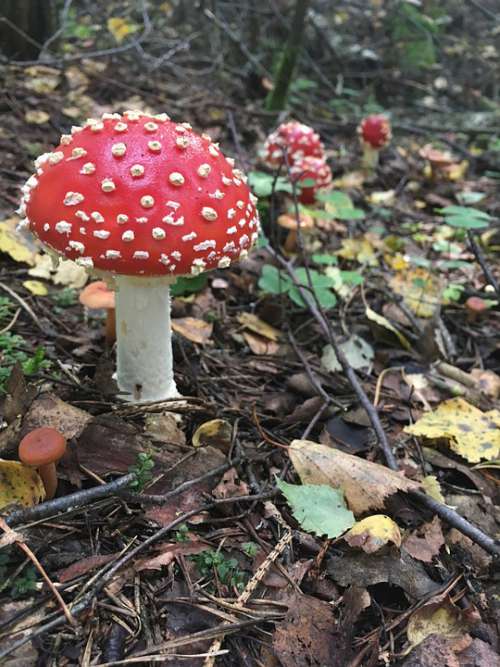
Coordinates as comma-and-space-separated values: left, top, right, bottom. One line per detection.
467, 230, 500, 300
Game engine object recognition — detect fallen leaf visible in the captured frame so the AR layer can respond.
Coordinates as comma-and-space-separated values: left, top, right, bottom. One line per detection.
171, 317, 213, 345
24, 65, 60, 94
192, 419, 232, 452
322, 335, 374, 373
278, 481, 355, 538
0, 218, 38, 265
366, 306, 411, 350
57, 553, 117, 583
212, 468, 249, 499
27, 254, 53, 279
237, 312, 281, 341
332, 170, 365, 189
404, 398, 500, 462
289, 439, 420, 515
107, 17, 139, 43
367, 190, 396, 206
64, 66, 89, 90
403, 516, 445, 563
24, 110, 50, 125
345, 514, 401, 553
421, 475, 445, 503
0, 460, 45, 509
470, 369, 500, 399
390, 268, 443, 318
407, 598, 474, 649
22, 393, 92, 442
243, 331, 280, 355
135, 541, 206, 571
338, 237, 378, 266
144, 412, 186, 447
52, 259, 88, 289
22, 280, 47, 296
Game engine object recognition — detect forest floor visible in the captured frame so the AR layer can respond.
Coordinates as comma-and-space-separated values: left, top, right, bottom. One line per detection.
0, 50, 499, 667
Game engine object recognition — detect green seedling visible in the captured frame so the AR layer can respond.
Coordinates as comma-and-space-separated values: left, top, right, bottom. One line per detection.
128, 452, 154, 491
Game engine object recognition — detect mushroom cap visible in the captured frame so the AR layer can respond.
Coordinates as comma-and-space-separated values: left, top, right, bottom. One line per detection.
22, 112, 259, 277
262, 121, 325, 169
79, 280, 115, 309
465, 296, 488, 313
290, 156, 332, 205
277, 212, 314, 231
418, 144, 454, 166
19, 427, 67, 466
358, 115, 391, 149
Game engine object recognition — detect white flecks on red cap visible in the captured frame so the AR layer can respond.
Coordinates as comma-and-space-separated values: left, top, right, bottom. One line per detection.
262, 120, 325, 169
21, 110, 260, 277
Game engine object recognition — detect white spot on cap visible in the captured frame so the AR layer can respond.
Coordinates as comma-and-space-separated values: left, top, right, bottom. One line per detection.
182, 232, 197, 242
176, 136, 189, 149
130, 164, 144, 177
160, 254, 170, 265
239, 234, 249, 247
227, 226, 237, 234
148, 140, 161, 152
124, 110, 142, 121
114, 122, 128, 132
80, 162, 96, 175
105, 250, 121, 259
140, 195, 155, 209
60, 134, 73, 145
112, 142, 127, 157
75, 210, 90, 221
144, 121, 158, 132
122, 230, 135, 242
80, 227, 86, 235
209, 190, 225, 200
43, 223, 50, 232
64, 192, 84, 206
236, 200, 245, 209
221, 175, 232, 186
226, 157, 235, 167
239, 249, 249, 260
197, 163, 211, 178
68, 147, 87, 160
202, 207, 218, 221
76, 257, 94, 268
169, 172, 185, 186
155, 113, 170, 122
91, 212, 104, 223
223, 241, 236, 252
194, 240, 216, 251
133, 251, 150, 260
181, 122, 192, 130
49, 151, 64, 165
68, 240, 85, 253
227, 208, 236, 219
238, 218, 246, 227
152, 227, 166, 240
90, 122, 104, 132
93, 230, 111, 239
166, 200, 180, 209
191, 258, 206, 275
117, 214, 129, 224
171, 250, 181, 261
55, 221, 72, 234
208, 145, 219, 157
136, 217, 148, 224
218, 256, 231, 268
101, 178, 116, 192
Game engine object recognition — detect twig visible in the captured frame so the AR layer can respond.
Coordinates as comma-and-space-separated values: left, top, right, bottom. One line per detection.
467, 230, 500, 300
0, 282, 45, 333
0, 518, 75, 626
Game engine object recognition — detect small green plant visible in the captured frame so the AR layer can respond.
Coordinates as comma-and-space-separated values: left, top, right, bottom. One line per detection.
175, 524, 189, 542
170, 274, 208, 297
10, 567, 37, 599
242, 542, 258, 558
128, 452, 154, 491
0, 333, 52, 393
193, 549, 247, 592
259, 265, 337, 309
438, 206, 492, 231
0, 297, 14, 323
314, 191, 365, 220
52, 288, 78, 308
248, 171, 293, 197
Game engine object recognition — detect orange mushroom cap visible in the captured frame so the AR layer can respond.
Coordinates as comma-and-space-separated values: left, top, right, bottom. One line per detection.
18, 427, 67, 467
465, 296, 488, 314
79, 281, 115, 309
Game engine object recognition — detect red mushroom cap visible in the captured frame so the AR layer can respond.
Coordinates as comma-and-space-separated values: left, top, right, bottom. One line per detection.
262, 121, 325, 169
290, 156, 332, 205
357, 115, 391, 150
21, 112, 259, 277
465, 296, 488, 314
18, 427, 67, 467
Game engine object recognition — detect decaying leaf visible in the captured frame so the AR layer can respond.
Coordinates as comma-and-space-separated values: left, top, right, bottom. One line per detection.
404, 398, 500, 462
403, 516, 444, 563
338, 237, 378, 266
345, 514, 401, 553
289, 439, 420, 515
24, 110, 50, 125
243, 330, 280, 355
192, 419, 232, 451
366, 306, 411, 350
107, 17, 139, 43
0, 460, 45, 510
390, 268, 443, 318
52, 259, 88, 289
321, 335, 374, 373
171, 317, 213, 345
0, 218, 38, 266
23, 65, 60, 94
470, 369, 500, 399
237, 312, 281, 341
421, 475, 445, 503
22, 280, 48, 296
407, 597, 475, 649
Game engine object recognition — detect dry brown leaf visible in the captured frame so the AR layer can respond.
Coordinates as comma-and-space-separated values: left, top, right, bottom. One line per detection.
171, 317, 213, 345
243, 331, 280, 355
57, 553, 117, 583
192, 419, 232, 452
407, 597, 476, 649
135, 542, 206, 571
237, 312, 281, 341
403, 516, 445, 563
289, 439, 420, 515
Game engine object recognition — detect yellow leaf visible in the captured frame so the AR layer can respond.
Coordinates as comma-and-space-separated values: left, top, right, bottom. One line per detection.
421, 475, 445, 503
345, 514, 401, 553
366, 190, 396, 206
192, 419, 232, 451
407, 598, 471, 649
366, 306, 411, 350
107, 17, 138, 43
171, 317, 213, 345
22, 280, 48, 296
28, 253, 53, 280
404, 397, 500, 463
24, 66, 60, 94
289, 439, 420, 515
0, 218, 38, 266
0, 460, 45, 510
24, 110, 50, 125
338, 237, 378, 266
331, 170, 365, 189
385, 253, 408, 271
237, 312, 281, 341
390, 268, 443, 318
52, 259, 88, 289
446, 160, 468, 181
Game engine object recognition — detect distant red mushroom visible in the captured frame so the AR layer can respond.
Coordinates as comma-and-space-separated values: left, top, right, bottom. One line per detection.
18, 427, 67, 500
357, 115, 391, 172
20, 111, 260, 402
290, 156, 332, 204
79, 281, 116, 345
465, 296, 488, 323
262, 120, 325, 169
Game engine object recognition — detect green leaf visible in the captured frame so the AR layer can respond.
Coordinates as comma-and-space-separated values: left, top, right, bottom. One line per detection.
248, 171, 292, 197
439, 206, 491, 220
258, 265, 291, 295
340, 271, 364, 286
312, 253, 338, 265
277, 481, 355, 538
457, 192, 486, 205
445, 216, 489, 230
171, 274, 208, 297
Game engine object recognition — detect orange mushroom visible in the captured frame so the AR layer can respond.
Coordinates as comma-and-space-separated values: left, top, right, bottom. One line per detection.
418, 144, 455, 181
18, 427, 67, 500
465, 296, 488, 323
277, 212, 315, 253
79, 281, 116, 345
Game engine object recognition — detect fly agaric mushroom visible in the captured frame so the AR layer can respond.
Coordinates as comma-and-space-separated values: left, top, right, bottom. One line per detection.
20, 111, 259, 402
18, 427, 67, 500
357, 114, 391, 171
277, 212, 315, 253
262, 120, 325, 169
290, 156, 332, 205
79, 281, 116, 345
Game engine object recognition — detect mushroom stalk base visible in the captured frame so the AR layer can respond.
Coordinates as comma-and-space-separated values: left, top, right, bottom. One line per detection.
361, 143, 379, 172
115, 275, 179, 403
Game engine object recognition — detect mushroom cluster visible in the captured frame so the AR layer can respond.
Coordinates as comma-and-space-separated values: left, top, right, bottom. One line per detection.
357, 114, 391, 171
21, 111, 260, 402
290, 156, 333, 205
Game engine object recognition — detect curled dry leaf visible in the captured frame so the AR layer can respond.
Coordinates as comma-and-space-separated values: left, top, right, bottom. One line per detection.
405, 398, 500, 462
289, 439, 420, 515
171, 317, 213, 345
403, 516, 445, 563
407, 597, 477, 650
345, 514, 402, 553
0, 460, 45, 510
192, 418, 232, 452
236, 312, 281, 341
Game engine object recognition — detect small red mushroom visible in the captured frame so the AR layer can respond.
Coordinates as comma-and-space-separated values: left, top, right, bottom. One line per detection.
290, 156, 332, 205
465, 296, 488, 323
357, 114, 391, 172
18, 427, 67, 500
79, 281, 116, 345
262, 120, 325, 169
20, 111, 260, 402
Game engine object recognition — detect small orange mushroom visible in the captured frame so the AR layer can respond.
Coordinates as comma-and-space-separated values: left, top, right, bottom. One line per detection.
18, 427, 67, 500
277, 212, 315, 253
418, 144, 456, 181
465, 296, 488, 323
79, 281, 116, 345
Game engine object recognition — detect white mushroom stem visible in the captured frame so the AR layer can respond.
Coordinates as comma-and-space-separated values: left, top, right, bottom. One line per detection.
114, 275, 179, 402
361, 142, 380, 172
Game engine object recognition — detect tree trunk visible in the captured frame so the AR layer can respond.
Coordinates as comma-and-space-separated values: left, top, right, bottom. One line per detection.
266, 0, 311, 111
0, 0, 56, 60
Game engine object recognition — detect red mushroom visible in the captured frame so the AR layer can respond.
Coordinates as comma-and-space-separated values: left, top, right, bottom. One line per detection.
357, 114, 391, 172
465, 296, 488, 323
18, 427, 67, 500
262, 120, 325, 169
79, 281, 116, 345
290, 156, 332, 205
20, 111, 259, 402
